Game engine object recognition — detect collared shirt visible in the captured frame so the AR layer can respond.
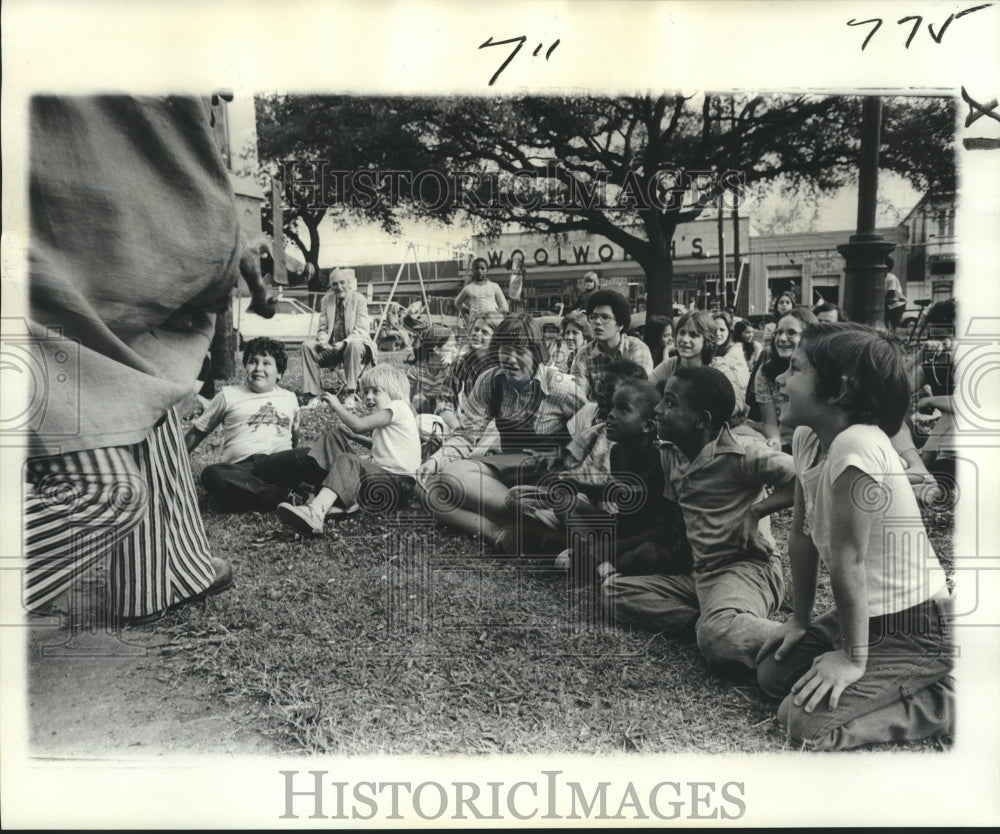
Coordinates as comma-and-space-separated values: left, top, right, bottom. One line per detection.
435, 364, 584, 465
660, 424, 795, 571
570, 334, 653, 400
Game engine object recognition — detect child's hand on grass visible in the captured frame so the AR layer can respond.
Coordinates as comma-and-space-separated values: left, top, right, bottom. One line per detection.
790, 649, 866, 713
756, 619, 807, 664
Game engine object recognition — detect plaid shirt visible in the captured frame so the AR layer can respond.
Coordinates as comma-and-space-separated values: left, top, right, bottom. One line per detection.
570, 334, 653, 400
434, 365, 584, 466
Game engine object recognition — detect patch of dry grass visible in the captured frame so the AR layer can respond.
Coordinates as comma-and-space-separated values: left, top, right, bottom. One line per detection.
151, 350, 953, 755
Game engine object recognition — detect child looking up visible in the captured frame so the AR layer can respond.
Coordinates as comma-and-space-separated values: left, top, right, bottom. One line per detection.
755, 323, 953, 751
276, 364, 421, 535
406, 323, 458, 415
557, 380, 692, 580
602, 365, 796, 677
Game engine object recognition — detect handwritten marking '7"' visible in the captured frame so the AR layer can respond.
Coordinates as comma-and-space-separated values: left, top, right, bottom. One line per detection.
480, 36, 561, 86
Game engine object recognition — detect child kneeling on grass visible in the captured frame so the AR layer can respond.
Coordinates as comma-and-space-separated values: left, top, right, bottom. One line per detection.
277, 364, 421, 535
755, 322, 954, 751
602, 365, 796, 678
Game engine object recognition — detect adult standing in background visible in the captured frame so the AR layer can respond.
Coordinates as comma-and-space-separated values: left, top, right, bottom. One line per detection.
299, 268, 378, 411
884, 257, 907, 333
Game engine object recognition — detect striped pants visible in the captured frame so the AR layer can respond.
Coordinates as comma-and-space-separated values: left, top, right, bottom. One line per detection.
23, 410, 216, 618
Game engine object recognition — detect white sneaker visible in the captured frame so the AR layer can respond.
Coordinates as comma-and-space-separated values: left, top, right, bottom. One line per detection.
276, 501, 325, 535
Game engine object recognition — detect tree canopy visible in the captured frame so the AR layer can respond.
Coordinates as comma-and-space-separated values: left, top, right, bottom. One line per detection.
254, 93, 955, 312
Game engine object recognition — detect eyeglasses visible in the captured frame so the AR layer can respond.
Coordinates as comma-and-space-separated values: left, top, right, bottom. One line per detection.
588, 313, 616, 323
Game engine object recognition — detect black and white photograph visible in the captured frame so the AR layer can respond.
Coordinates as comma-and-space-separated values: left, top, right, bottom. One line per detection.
2, 0, 999, 827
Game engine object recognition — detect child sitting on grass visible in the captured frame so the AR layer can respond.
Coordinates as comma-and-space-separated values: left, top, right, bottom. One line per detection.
602, 365, 796, 678
755, 322, 953, 751
501, 360, 650, 554
436, 310, 504, 431
553, 379, 692, 581
406, 323, 458, 415
276, 364, 421, 535
188, 337, 300, 511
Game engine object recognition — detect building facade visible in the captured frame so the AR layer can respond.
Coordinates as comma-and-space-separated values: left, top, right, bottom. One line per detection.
335, 192, 957, 318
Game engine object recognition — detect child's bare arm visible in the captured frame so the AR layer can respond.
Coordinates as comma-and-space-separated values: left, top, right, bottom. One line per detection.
791, 467, 873, 714
759, 399, 783, 449
757, 478, 819, 664
740, 479, 795, 550
321, 393, 393, 433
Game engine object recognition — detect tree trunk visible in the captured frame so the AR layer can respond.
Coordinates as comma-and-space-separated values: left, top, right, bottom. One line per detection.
642, 234, 676, 317
211, 296, 237, 380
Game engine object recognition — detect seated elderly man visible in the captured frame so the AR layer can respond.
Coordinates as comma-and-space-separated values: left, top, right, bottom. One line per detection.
300, 268, 378, 409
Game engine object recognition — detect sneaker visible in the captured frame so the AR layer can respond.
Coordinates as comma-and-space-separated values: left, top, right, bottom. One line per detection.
276, 501, 325, 535
326, 502, 360, 518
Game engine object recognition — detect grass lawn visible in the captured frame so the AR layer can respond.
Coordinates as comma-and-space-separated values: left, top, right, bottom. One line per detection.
152, 349, 955, 755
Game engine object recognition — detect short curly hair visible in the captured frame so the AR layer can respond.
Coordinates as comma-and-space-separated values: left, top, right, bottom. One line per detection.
672, 365, 736, 430
242, 337, 288, 375
586, 289, 631, 331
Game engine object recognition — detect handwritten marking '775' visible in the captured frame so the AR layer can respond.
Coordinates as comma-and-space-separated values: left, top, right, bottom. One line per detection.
479, 36, 561, 86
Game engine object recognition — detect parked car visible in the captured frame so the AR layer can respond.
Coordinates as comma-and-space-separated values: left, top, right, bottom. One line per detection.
237, 296, 317, 348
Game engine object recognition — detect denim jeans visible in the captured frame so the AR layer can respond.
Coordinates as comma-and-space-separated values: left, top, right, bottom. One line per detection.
602, 557, 784, 674
756, 593, 955, 750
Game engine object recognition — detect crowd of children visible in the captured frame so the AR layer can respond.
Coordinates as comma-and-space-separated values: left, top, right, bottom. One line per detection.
186, 286, 956, 752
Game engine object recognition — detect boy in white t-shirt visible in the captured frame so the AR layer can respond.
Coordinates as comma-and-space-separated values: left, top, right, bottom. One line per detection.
187, 337, 300, 511
756, 322, 954, 750
277, 364, 421, 535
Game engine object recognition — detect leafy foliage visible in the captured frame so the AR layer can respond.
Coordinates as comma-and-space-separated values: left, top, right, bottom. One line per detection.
255, 93, 955, 312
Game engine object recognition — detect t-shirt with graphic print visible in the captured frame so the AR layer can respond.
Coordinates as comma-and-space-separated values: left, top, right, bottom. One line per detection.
192, 384, 299, 464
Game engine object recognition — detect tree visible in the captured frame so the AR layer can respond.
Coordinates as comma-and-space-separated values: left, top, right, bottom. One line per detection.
254, 95, 446, 279
255, 94, 955, 314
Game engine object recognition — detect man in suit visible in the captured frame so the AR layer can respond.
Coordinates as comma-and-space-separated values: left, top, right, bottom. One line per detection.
300, 268, 378, 409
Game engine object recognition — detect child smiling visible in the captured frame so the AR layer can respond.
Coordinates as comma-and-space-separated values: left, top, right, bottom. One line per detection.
756, 322, 954, 750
